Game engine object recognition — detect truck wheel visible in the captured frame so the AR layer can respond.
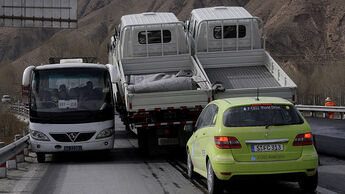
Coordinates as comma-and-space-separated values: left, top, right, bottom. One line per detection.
125, 124, 131, 132
207, 160, 222, 194
137, 129, 148, 155
37, 153, 45, 163
187, 150, 195, 179
298, 171, 318, 192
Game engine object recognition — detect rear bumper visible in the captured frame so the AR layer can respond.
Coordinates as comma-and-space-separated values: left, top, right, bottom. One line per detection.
211, 154, 318, 181
30, 136, 114, 153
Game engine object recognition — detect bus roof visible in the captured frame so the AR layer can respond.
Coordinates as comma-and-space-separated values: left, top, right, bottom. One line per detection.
35, 63, 106, 70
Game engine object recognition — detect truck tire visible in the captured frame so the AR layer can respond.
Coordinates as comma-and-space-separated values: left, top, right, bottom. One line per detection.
37, 153, 45, 163
137, 128, 148, 155
125, 124, 131, 132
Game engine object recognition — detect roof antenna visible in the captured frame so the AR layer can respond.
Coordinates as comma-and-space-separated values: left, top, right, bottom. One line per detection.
256, 88, 260, 101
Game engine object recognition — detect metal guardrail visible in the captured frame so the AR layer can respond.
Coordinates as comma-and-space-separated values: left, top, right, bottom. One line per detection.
0, 135, 29, 165
296, 105, 345, 119
9, 103, 29, 118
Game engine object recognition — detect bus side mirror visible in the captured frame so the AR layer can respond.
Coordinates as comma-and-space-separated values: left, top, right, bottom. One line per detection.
184, 124, 195, 133
22, 66, 35, 87
22, 66, 35, 105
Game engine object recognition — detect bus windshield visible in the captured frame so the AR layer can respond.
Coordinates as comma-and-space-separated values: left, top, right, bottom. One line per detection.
31, 68, 113, 113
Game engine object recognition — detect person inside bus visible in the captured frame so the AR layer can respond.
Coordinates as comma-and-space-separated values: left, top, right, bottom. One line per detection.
58, 84, 69, 100
81, 81, 97, 101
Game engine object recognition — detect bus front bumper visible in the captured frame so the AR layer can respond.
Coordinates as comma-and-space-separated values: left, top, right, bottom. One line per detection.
30, 136, 114, 153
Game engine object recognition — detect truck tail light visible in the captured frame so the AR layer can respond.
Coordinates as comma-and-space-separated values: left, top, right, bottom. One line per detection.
293, 133, 313, 146
214, 136, 242, 149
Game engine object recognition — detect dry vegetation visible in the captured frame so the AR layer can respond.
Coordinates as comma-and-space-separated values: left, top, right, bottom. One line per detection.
0, 104, 28, 145
285, 61, 345, 105
0, 0, 344, 105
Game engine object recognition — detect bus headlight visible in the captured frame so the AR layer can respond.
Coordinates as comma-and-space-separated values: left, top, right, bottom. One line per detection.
96, 127, 114, 139
30, 130, 50, 141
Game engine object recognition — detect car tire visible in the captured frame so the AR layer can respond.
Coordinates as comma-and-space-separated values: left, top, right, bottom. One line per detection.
37, 153, 45, 163
207, 160, 222, 194
298, 171, 318, 192
187, 150, 195, 179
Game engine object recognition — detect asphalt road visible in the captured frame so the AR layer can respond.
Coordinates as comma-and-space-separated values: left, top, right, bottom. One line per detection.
32, 118, 202, 194
306, 117, 345, 158
26, 116, 344, 194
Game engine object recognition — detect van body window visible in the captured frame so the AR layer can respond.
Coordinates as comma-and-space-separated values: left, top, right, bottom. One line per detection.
213, 25, 246, 39
138, 30, 171, 44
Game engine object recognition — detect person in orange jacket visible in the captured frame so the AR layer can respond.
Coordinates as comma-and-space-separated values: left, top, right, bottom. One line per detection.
325, 97, 336, 119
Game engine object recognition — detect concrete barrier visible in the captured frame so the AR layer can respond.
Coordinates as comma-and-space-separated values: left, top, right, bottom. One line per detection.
0, 162, 6, 178
16, 151, 25, 163
6, 156, 17, 170
24, 147, 29, 156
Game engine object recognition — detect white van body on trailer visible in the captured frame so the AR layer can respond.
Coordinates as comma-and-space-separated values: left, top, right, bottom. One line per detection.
188, 7, 297, 102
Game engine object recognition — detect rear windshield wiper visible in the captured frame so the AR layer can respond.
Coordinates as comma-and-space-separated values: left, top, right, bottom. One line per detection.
265, 121, 289, 129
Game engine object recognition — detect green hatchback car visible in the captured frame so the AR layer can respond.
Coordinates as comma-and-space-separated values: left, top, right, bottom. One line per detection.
185, 97, 318, 194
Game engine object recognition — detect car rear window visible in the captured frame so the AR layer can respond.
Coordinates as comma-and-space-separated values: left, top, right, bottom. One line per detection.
223, 104, 304, 127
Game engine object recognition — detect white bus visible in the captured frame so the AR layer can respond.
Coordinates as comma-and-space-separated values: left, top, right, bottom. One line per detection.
22, 59, 116, 162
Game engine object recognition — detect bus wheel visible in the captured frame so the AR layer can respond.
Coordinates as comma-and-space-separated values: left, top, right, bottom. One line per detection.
37, 153, 45, 163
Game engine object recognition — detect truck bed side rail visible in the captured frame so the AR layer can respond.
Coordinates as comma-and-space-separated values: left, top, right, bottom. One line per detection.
214, 87, 297, 102
126, 89, 210, 112
264, 51, 297, 88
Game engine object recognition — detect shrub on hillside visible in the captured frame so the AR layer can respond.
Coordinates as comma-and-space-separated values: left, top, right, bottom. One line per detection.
0, 104, 28, 145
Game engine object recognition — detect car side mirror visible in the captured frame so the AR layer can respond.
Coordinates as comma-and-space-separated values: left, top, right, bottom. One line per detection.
184, 124, 195, 133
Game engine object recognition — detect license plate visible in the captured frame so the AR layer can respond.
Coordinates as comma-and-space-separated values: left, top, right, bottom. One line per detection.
251, 144, 283, 152
64, 146, 82, 152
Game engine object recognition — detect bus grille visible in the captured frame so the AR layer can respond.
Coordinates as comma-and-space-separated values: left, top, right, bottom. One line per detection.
50, 132, 96, 142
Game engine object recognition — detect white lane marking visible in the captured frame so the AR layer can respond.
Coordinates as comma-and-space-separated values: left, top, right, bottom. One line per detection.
317, 186, 338, 194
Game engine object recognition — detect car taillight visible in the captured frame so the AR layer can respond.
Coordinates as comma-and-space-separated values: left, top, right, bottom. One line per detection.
214, 136, 242, 149
293, 133, 313, 146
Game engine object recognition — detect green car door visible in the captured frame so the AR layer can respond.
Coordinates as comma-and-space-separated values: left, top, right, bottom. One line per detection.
193, 104, 219, 172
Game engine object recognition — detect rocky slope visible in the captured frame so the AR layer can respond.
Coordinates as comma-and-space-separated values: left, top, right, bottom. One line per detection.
0, 0, 344, 103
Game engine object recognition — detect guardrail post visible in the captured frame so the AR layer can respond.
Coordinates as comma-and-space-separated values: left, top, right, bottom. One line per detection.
13, 135, 25, 163
6, 156, 17, 170
0, 162, 6, 178
16, 151, 25, 163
